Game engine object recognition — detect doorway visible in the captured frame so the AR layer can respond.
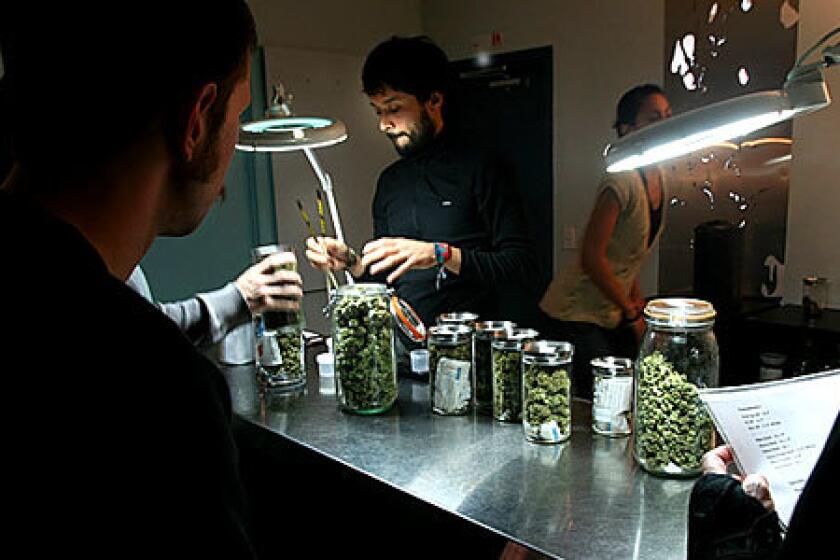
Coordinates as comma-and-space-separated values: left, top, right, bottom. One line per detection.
451, 46, 554, 325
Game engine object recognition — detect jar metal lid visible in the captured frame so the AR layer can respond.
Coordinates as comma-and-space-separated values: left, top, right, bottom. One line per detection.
491, 327, 539, 349
428, 324, 472, 344
802, 275, 826, 286
523, 340, 573, 365
335, 282, 389, 296
390, 296, 426, 342
591, 356, 633, 376
437, 312, 480, 327
252, 243, 294, 263
759, 352, 786, 366
474, 321, 516, 337
644, 298, 716, 326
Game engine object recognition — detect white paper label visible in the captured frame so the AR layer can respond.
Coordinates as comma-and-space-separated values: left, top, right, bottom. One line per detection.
593, 376, 632, 429
434, 358, 472, 412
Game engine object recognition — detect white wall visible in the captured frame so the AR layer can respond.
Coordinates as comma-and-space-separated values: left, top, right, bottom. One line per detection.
421, 0, 665, 296
249, 0, 422, 54
784, 0, 840, 308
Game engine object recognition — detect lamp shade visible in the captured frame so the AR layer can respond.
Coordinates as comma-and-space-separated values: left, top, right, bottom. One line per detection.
235, 116, 348, 152
604, 79, 830, 173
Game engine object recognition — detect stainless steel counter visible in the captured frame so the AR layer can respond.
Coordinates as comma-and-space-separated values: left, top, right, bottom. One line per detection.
222, 361, 694, 559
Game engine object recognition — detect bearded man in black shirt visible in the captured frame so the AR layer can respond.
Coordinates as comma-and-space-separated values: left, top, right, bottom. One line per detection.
307, 36, 537, 369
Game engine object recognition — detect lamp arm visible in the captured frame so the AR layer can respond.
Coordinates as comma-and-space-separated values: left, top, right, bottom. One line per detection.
790, 27, 839, 75
302, 147, 354, 285
824, 44, 840, 67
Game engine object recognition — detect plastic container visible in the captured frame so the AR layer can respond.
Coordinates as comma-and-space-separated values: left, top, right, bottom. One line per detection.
491, 328, 539, 422
410, 349, 430, 376
317, 352, 335, 377
633, 298, 718, 477
522, 341, 573, 444
331, 283, 397, 414
428, 325, 473, 415
317, 352, 335, 395
473, 321, 516, 414
591, 357, 633, 437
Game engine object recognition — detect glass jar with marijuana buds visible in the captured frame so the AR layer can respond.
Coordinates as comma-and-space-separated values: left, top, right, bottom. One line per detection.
428, 324, 473, 415
473, 321, 516, 414
491, 328, 539, 422
633, 298, 719, 477
331, 283, 397, 414
252, 244, 305, 392
522, 341, 573, 444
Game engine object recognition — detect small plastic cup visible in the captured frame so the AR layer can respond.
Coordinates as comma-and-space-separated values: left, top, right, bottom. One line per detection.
410, 349, 430, 375
317, 352, 335, 377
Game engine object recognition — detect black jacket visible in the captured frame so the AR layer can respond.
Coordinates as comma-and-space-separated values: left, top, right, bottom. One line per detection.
0, 192, 256, 558
367, 131, 537, 328
689, 412, 839, 559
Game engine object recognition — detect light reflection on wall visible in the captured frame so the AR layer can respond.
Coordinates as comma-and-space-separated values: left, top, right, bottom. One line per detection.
661, 0, 797, 299
659, 137, 791, 296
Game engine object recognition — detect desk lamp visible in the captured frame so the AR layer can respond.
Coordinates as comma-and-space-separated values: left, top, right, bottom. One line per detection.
235, 84, 353, 283
604, 28, 839, 173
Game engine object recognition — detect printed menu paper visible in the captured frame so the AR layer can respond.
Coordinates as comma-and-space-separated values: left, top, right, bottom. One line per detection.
698, 370, 840, 526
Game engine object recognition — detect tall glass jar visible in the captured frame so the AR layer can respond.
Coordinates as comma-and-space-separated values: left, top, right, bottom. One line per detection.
428, 325, 473, 415
522, 341, 573, 444
491, 328, 539, 422
252, 244, 305, 392
473, 321, 516, 414
633, 298, 719, 477
591, 357, 633, 437
331, 283, 397, 414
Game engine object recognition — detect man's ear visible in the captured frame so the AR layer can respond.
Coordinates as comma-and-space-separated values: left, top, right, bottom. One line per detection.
429, 91, 444, 109
183, 83, 218, 162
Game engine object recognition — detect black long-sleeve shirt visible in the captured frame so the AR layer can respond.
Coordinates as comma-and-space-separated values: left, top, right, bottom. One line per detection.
365, 132, 537, 328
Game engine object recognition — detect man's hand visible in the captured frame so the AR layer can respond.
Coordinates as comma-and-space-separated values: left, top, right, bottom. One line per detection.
702, 445, 775, 511
305, 237, 364, 277
361, 237, 437, 284
235, 251, 303, 315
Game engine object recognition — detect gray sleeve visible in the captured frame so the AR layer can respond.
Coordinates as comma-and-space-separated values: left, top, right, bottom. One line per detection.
156, 283, 250, 347
128, 265, 250, 347
156, 298, 209, 346
126, 266, 154, 302
194, 282, 251, 345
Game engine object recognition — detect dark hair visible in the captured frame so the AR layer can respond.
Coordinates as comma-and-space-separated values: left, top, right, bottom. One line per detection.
362, 36, 451, 102
1, 1, 257, 185
613, 84, 665, 133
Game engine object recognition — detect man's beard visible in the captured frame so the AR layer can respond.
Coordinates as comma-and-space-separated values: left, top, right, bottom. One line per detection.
388, 110, 436, 157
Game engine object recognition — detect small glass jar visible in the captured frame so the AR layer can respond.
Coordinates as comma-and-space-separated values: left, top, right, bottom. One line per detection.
633, 298, 719, 477
591, 357, 633, 437
252, 244, 305, 391
428, 325, 473, 415
436, 311, 480, 329
473, 321, 516, 414
522, 341, 573, 444
759, 352, 786, 381
491, 328, 539, 422
802, 276, 828, 318
331, 283, 397, 414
